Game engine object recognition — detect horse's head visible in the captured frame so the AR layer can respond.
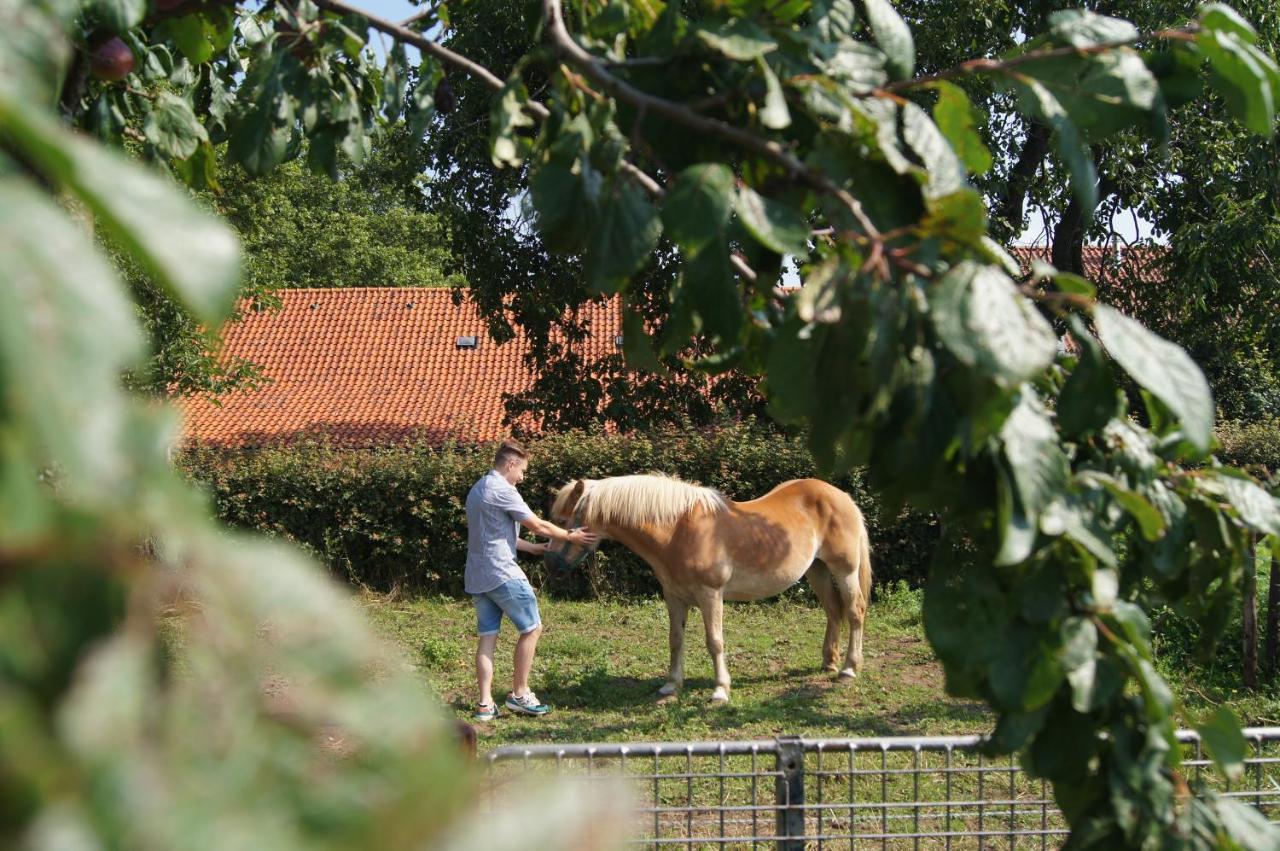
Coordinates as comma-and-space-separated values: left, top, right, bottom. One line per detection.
545, 479, 596, 574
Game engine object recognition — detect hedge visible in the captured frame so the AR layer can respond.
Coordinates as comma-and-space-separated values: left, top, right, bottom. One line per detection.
177, 421, 941, 599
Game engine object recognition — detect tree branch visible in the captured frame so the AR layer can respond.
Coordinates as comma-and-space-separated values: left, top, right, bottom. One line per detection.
541, 0, 884, 247
879, 27, 1198, 94
313, 0, 535, 112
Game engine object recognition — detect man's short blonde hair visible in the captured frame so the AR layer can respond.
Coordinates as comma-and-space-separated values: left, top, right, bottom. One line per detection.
494, 440, 528, 469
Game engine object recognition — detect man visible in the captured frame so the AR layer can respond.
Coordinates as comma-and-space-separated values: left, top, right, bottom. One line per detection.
465, 440, 597, 720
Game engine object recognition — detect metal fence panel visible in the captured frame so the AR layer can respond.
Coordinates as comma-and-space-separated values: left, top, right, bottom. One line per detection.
483, 728, 1280, 849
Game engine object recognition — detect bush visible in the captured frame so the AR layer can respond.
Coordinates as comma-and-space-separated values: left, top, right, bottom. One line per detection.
178, 421, 941, 598
1216, 418, 1280, 488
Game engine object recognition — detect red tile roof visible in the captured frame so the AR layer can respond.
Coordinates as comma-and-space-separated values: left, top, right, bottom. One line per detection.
178, 288, 621, 448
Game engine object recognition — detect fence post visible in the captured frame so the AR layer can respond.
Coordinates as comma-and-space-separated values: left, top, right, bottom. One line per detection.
775, 736, 806, 851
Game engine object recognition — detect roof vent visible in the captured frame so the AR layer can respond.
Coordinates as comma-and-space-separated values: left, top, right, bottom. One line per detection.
405, 301, 415, 309
456, 335, 479, 350
309, 302, 319, 310
614, 335, 624, 348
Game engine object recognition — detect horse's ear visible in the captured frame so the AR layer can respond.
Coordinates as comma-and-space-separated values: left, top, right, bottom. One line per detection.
568, 479, 585, 506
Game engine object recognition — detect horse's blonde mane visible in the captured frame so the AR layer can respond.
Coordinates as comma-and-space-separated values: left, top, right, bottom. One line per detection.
562, 474, 728, 528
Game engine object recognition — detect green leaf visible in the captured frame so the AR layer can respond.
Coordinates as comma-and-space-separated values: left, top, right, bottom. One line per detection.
1214, 798, 1280, 850
766, 318, 819, 423
172, 139, 220, 192
1198, 28, 1280, 137
1058, 320, 1120, 439
795, 256, 847, 324
1094, 304, 1213, 451
662, 164, 734, 253
902, 102, 964, 198
621, 305, 667, 374
757, 58, 791, 130
1011, 78, 1097, 211
1199, 471, 1280, 536
811, 0, 857, 40
1197, 706, 1247, 782
694, 18, 777, 61
862, 0, 914, 81
735, 185, 809, 256
682, 240, 742, 341
490, 76, 536, 167
1001, 392, 1069, 516
229, 59, 295, 176
0, 99, 239, 324
144, 92, 208, 160
531, 154, 601, 253
1078, 471, 1166, 541
0, 178, 143, 499
1199, 3, 1259, 44
931, 81, 992, 175
989, 626, 1063, 712
383, 42, 408, 121
1060, 617, 1100, 712
583, 179, 662, 293
89, 0, 145, 33
920, 189, 987, 243
165, 14, 216, 64
1047, 9, 1138, 48
930, 262, 1058, 388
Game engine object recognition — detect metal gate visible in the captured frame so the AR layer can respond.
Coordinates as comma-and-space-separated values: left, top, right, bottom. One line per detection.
483, 728, 1280, 849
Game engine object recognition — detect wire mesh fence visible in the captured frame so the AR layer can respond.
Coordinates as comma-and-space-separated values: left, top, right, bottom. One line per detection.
482, 728, 1280, 849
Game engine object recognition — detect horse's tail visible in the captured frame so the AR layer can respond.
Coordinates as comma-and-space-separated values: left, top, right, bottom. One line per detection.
844, 488, 875, 601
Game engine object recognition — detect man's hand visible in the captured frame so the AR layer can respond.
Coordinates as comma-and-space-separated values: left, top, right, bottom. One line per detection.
567, 527, 598, 547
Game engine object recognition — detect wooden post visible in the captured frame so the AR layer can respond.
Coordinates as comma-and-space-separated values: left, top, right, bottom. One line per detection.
1267, 536, 1280, 681
1243, 535, 1259, 690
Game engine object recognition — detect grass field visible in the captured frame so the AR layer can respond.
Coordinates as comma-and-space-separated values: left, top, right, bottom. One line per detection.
358, 580, 1280, 754
360, 582, 988, 750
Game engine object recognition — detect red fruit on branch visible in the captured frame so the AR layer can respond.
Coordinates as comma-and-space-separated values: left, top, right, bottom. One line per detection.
90, 37, 135, 81
434, 77, 456, 114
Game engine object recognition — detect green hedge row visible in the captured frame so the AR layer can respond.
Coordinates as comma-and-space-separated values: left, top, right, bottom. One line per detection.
1216, 418, 1280, 487
178, 422, 941, 599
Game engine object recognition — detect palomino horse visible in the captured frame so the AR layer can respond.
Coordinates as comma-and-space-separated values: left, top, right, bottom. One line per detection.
547, 474, 872, 703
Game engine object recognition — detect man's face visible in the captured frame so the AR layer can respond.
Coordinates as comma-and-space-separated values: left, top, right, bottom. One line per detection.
503, 457, 528, 486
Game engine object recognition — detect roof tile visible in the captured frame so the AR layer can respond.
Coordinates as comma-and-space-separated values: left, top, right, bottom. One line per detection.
178, 288, 621, 448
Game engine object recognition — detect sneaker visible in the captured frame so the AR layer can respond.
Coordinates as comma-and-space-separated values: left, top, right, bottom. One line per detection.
504, 691, 550, 716
472, 702, 498, 722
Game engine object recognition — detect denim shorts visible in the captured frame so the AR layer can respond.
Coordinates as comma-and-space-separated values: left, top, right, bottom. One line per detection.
473, 578, 542, 636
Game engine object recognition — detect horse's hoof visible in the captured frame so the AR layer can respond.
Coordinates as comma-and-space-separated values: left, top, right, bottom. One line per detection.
822, 664, 840, 674
710, 688, 730, 704
658, 682, 679, 697
837, 667, 857, 680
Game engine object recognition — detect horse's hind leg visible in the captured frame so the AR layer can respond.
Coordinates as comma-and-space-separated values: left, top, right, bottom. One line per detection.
659, 594, 689, 698
828, 559, 869, 679
805, 561, 843, 673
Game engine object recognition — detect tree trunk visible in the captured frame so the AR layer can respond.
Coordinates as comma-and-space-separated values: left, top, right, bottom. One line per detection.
1243, 536, 1258, 690
990, 121, 1051, 244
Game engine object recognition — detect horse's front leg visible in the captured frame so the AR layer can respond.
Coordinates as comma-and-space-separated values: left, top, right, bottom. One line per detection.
697, 592, 731, 704
659, 595, 688, 699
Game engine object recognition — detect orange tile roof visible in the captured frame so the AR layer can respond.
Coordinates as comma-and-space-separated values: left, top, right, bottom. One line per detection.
178, 288, 621, 448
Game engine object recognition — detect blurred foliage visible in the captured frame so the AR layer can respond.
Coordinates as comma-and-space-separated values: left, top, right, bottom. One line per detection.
0, 0, 623, 847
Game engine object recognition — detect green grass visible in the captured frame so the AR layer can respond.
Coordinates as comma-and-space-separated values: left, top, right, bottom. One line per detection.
359, 582, 992, 751
359, 579, 1280, 755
